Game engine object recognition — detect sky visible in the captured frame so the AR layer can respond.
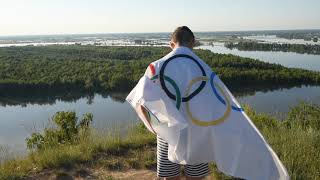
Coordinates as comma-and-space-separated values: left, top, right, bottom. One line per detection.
0, 0, 319, 36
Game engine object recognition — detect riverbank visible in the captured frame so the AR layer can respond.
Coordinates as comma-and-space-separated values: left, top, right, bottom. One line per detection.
1, 102, 320, 179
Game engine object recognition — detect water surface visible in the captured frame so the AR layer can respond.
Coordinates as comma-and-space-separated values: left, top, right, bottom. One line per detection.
1, 84, 320, 156
198, 45, 320, 72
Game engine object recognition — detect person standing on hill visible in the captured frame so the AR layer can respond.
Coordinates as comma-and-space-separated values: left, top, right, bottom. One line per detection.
147, 26, 210, 180
126, 26, 289, 180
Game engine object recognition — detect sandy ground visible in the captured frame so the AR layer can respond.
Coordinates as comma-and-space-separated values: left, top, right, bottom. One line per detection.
27, 167, 215, 180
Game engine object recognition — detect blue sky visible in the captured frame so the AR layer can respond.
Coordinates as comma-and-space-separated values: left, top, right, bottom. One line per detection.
0, 0, 319, 35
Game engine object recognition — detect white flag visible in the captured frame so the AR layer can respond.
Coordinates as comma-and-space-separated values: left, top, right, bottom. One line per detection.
126, 47, 289, 180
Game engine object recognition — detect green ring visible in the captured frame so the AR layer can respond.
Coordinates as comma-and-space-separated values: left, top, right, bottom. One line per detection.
150, 75, 181, 109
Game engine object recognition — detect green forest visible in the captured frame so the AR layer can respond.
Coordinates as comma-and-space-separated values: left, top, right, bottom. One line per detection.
0, 45, 320, 95
225, 41, 320, 55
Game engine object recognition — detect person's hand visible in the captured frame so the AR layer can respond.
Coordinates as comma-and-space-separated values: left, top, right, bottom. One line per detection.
140, 105, 149, 122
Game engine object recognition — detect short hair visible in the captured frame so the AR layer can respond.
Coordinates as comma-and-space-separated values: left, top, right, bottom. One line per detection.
171, 26, 195, 47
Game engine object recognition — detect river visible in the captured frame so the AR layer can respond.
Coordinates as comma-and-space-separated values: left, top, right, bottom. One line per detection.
0, 45, 320, 158
197, 44, 320, 71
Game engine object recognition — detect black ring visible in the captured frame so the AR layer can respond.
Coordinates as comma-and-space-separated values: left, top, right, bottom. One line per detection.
159, 54, 206, 102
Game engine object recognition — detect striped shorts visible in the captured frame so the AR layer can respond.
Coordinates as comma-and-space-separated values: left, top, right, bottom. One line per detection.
157, 135, 210, 178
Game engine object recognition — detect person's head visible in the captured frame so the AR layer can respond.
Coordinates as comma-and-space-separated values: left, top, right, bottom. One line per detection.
170, 26, 195, 49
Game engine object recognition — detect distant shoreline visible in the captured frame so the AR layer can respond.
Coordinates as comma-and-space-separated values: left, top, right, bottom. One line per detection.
1, 29, 320, 38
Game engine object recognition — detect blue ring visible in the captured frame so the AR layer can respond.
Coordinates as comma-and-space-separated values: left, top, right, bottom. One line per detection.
210, 72, 244, 112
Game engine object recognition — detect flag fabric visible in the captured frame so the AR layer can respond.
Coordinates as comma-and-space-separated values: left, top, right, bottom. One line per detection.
126, 46, 289, 180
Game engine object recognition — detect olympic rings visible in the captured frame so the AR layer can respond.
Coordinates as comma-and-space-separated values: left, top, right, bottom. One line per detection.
185, 76, 231, 126
151, 75, 181, 109
147, 54, 243, 127
210, 73, 244, 111
159, 54, 206, 102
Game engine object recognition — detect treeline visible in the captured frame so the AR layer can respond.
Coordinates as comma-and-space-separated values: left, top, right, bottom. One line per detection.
275, 31, 319, 42
225, 41, 320, 55
0, 45, 320, 94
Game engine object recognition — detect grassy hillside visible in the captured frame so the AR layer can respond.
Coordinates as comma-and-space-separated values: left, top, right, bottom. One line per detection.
1, 102, 319, 180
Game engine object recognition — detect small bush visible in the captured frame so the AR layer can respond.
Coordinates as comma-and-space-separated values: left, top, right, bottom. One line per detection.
26, 111, 93, 150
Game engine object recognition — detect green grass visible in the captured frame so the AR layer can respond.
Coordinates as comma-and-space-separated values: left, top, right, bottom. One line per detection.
245, 103, 320, 180
1, 103, 320, 180
0, 124, 156, 179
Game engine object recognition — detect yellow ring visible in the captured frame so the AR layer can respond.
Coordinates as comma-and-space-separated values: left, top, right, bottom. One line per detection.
185, 76, 231, 126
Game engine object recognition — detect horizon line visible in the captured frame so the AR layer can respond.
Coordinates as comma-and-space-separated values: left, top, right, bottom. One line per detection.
1, 28, 320, 37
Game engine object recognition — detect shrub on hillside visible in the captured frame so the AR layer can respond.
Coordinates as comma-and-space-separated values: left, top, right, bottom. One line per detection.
26, 111, 93, 150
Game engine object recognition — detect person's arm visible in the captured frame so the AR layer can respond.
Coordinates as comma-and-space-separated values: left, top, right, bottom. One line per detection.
140, 105, 149, 121
137, 63, 158, 134
139, 63, 155, 120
